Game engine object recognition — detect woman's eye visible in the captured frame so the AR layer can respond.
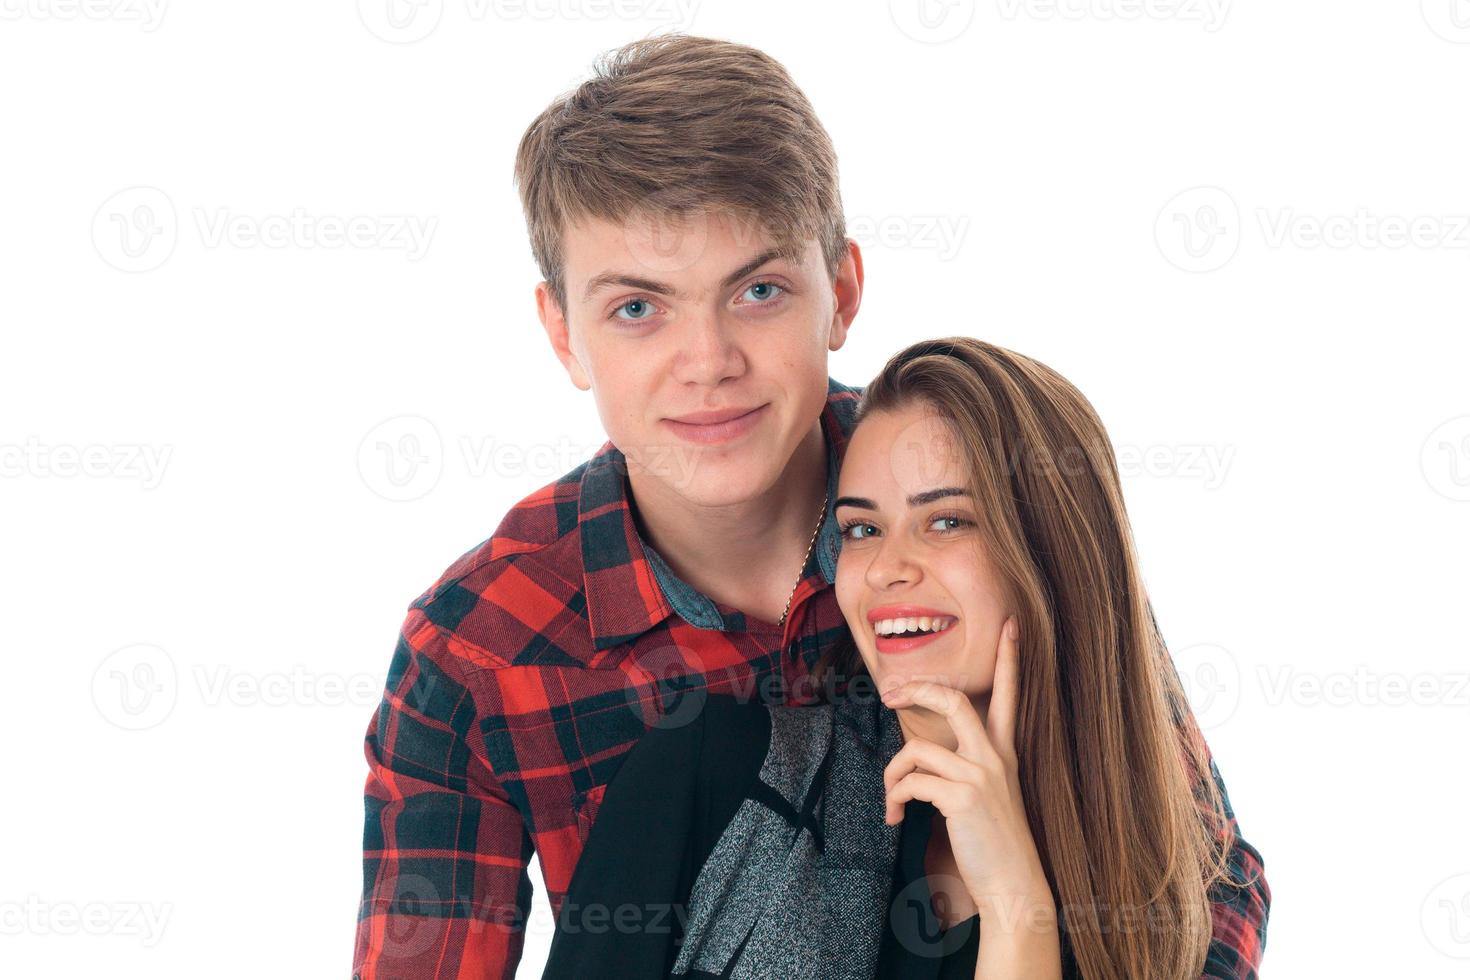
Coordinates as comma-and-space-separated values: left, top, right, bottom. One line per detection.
611, 298, 657, 321
740, 281, 783, 304
841, 522, 876, 541
930, 516, 969, 533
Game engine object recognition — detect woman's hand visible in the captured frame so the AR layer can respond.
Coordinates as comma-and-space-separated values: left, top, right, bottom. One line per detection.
879, 616, 1051, 910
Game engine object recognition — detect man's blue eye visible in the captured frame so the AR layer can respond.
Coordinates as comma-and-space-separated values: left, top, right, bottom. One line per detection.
741, 282, 783, 303
613, 299, 655, 321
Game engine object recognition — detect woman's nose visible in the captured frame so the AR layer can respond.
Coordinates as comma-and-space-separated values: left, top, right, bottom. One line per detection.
863, 537, 920, 592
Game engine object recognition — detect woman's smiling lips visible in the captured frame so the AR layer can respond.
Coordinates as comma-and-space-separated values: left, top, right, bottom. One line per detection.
867, 604, 959, 654
661, 404, 769, 445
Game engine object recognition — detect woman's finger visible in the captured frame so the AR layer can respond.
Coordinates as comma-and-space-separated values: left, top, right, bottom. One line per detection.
886, 771, 974, 821
882, 738, 981, 822
987, 616, 1020, 761
881, 677, 995, 765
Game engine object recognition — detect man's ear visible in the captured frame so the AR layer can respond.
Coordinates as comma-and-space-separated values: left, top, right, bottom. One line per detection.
535, 281, 592, 391
828, 238, 864, 352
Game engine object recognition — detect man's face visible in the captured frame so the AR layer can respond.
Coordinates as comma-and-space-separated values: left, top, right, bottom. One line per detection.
537, 208, 860, 507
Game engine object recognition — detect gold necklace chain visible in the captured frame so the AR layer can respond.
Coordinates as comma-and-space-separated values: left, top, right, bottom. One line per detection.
776, 486, 829, 627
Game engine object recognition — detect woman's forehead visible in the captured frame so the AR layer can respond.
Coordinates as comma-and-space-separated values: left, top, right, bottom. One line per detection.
840, 411, 968, 504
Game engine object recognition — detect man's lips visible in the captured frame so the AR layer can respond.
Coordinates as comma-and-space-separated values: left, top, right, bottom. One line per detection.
660, 404, 769, 445
666, 405, 766, 426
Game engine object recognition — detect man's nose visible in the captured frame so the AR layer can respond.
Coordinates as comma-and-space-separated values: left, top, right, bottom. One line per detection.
671, 314, 745, 387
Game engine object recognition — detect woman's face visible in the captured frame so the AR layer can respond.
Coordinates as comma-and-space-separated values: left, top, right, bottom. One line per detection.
834, 404, 1013, 713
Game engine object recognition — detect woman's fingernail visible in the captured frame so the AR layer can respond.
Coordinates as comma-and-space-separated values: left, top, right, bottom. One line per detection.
1006, 618, 1019, 640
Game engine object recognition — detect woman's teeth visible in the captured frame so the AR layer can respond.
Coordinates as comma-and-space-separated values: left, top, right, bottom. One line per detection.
873, 616, 956, 638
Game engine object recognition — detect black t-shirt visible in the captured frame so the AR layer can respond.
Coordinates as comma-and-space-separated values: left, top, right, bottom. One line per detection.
541, 693, 1028, 978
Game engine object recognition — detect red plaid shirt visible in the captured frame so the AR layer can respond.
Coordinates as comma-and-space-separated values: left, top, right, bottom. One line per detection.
354, 377, 1270, 979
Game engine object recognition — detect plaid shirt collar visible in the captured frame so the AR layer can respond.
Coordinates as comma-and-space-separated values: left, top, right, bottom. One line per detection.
578, 376, 861, 651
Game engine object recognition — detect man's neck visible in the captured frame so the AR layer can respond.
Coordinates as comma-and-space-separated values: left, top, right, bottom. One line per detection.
626, 419, 829, 627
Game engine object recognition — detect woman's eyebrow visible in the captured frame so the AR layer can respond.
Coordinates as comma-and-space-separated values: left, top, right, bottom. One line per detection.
833, 486, 969, 511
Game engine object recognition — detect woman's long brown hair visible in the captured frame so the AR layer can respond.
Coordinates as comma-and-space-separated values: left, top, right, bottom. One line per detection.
819, 337, 1256, 978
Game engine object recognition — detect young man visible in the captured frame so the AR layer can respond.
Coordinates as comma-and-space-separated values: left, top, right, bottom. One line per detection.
353, 34, 1269, 979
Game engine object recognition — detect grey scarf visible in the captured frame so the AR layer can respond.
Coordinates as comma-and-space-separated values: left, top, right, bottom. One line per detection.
670, 693, 907, 979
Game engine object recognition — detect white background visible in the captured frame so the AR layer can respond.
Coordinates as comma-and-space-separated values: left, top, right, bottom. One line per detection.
2, 1, 1467, 976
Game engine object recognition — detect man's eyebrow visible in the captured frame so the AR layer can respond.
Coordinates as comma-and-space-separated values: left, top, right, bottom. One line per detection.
833, 487, 970, 511
580, 246, 796, 304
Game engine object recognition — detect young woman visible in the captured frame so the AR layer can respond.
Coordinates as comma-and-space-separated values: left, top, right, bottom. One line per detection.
542, 337, 1268, 979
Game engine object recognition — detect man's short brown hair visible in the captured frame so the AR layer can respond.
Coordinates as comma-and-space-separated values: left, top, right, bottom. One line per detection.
514, 33, 847, 314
